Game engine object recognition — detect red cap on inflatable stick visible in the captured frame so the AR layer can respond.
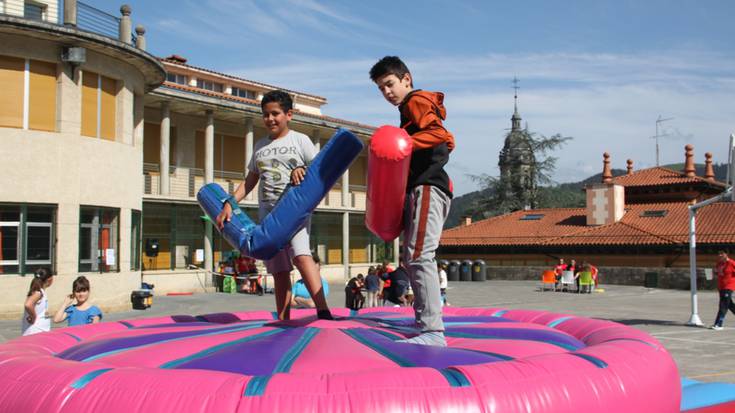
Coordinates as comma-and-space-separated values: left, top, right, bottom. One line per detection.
365, 125, 413, 241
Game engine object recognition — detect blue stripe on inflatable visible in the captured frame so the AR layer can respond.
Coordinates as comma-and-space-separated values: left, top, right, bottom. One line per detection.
78, 323, 268, 363
341, 329, 414, 367
244, 375, 272, 396
70, 368, 114, 389
160, 328, 283, 369
273, 328, 319, 373
547, 316, 573, 328
64, 332, 82, 342
680, 378, 735, 411
492, 309, 508, 317
198, 128, 363, 260
569, 352, 608, 368
439, 367, 471, 387
118, 321, 134, 328
350, 309, 358, 317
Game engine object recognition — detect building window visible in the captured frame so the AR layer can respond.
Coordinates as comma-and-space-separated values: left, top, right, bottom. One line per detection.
131, 210, 142, 271
196, 78, 223, 93
0, 55, 56, 131
79, 207, 119, 273
166, 72, 188, 85
24, 1, 47, 21
81, 71, 117, 140
231, 87, 256, 100
0, 204, 55, 275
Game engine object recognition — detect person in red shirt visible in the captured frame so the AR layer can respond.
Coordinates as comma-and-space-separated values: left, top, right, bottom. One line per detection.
711, 251, 735, 330
554, 258, 566, 287
590, 264, 599, 288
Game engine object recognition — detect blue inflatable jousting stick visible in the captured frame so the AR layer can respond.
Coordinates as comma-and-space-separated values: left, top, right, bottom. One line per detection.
197, 128, 364, 260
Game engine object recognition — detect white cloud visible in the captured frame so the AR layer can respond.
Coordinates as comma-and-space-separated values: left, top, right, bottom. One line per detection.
228, 50, 735, 195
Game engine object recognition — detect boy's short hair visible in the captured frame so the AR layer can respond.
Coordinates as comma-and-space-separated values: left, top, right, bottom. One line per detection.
261, 90, 293, 113
369, 56, 412, 85
312, 254, 321, 265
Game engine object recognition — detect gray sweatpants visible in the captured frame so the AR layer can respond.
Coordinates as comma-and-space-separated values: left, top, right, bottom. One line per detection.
403, 185, 451, 332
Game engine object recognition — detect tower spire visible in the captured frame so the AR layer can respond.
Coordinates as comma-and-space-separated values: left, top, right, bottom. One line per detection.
511, 76, 521, 131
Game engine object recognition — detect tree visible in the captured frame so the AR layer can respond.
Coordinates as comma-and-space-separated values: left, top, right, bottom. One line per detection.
468, 129, 571, 218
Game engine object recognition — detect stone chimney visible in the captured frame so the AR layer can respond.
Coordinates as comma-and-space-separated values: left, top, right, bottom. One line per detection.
626, 159, 633, 175
704, 152, 715, 182
461, 216, 472, 226
684, 144, 696, 178
601, 152, 613, 183
588, 152, 625, 226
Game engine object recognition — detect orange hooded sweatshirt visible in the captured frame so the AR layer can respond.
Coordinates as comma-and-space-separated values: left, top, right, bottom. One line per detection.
399, 90, 455, 151
399, 90, 454, 197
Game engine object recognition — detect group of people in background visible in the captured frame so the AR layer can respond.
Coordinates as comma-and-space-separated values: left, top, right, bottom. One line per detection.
345, 260, 449, 310
22, 268, 102, 336
553, 258, 599, 292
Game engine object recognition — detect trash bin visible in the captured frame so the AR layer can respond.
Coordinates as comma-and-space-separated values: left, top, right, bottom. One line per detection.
448, 260, 460, 282
644, 272, 658, 288
460, 260, 472, 282
472, 259, 486, 281
131, 289, 153, 310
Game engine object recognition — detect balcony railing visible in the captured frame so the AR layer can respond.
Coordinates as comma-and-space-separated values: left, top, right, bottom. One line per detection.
1, 0, 137, 45
142, 164, 367, 210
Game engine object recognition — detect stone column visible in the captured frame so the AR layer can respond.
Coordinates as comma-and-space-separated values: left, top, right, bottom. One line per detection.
159, 102, 170, 195
343, 211, 350, 280
56, 61, 81, 135
342, 167, 350, 207
135, 25, 146, 51
245, 117, 254, 200
63, 0, 77, 26
119, 5, 132, 45
204, 110, 214, 272
133, 93, 144, 148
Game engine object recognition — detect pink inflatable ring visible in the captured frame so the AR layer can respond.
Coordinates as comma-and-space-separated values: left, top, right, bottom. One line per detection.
0, 307, 680, 412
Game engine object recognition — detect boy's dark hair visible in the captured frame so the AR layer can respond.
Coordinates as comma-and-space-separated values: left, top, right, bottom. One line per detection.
27, 267, 53, 297
261, 90, 293, 113
73, 276, 91, 292
312, 254, 321, 265
369, 56, 412, 85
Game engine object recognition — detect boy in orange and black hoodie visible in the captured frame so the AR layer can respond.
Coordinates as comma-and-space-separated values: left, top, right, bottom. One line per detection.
370, 56, 454, 346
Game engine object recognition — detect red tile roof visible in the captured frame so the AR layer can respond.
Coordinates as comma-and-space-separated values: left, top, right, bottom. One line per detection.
159, 58, 327, 102
442, 208, 587, 247
611, 166, 726, 188
441, 201, 735, 248
160, 82, 377, 132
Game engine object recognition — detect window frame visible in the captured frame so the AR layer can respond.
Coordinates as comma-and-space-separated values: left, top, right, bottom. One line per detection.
166, 73, 188, 85
196, 78, 223, 93
231, 87, 256, 100
78, 206, 120, 273
0, 203, 55, 275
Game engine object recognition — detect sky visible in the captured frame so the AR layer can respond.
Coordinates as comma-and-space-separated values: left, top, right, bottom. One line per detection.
90, 0, 735, 196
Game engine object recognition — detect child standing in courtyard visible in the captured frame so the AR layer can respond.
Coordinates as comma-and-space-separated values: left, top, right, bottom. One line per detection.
216, 90, 332, 321
53, 276, 102, 326
370, 56, 455, 346
22, 268, 54, 336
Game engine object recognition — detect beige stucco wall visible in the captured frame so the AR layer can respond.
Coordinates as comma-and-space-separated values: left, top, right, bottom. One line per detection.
0, 30, 152, 318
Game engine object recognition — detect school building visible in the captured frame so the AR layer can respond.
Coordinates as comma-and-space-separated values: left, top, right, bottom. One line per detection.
0, 0, 389, 317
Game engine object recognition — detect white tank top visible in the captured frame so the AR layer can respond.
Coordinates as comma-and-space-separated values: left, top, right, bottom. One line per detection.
22, 288, 50, 334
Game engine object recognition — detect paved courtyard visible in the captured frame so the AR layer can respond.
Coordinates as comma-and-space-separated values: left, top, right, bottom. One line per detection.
1, 280, 732, 383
